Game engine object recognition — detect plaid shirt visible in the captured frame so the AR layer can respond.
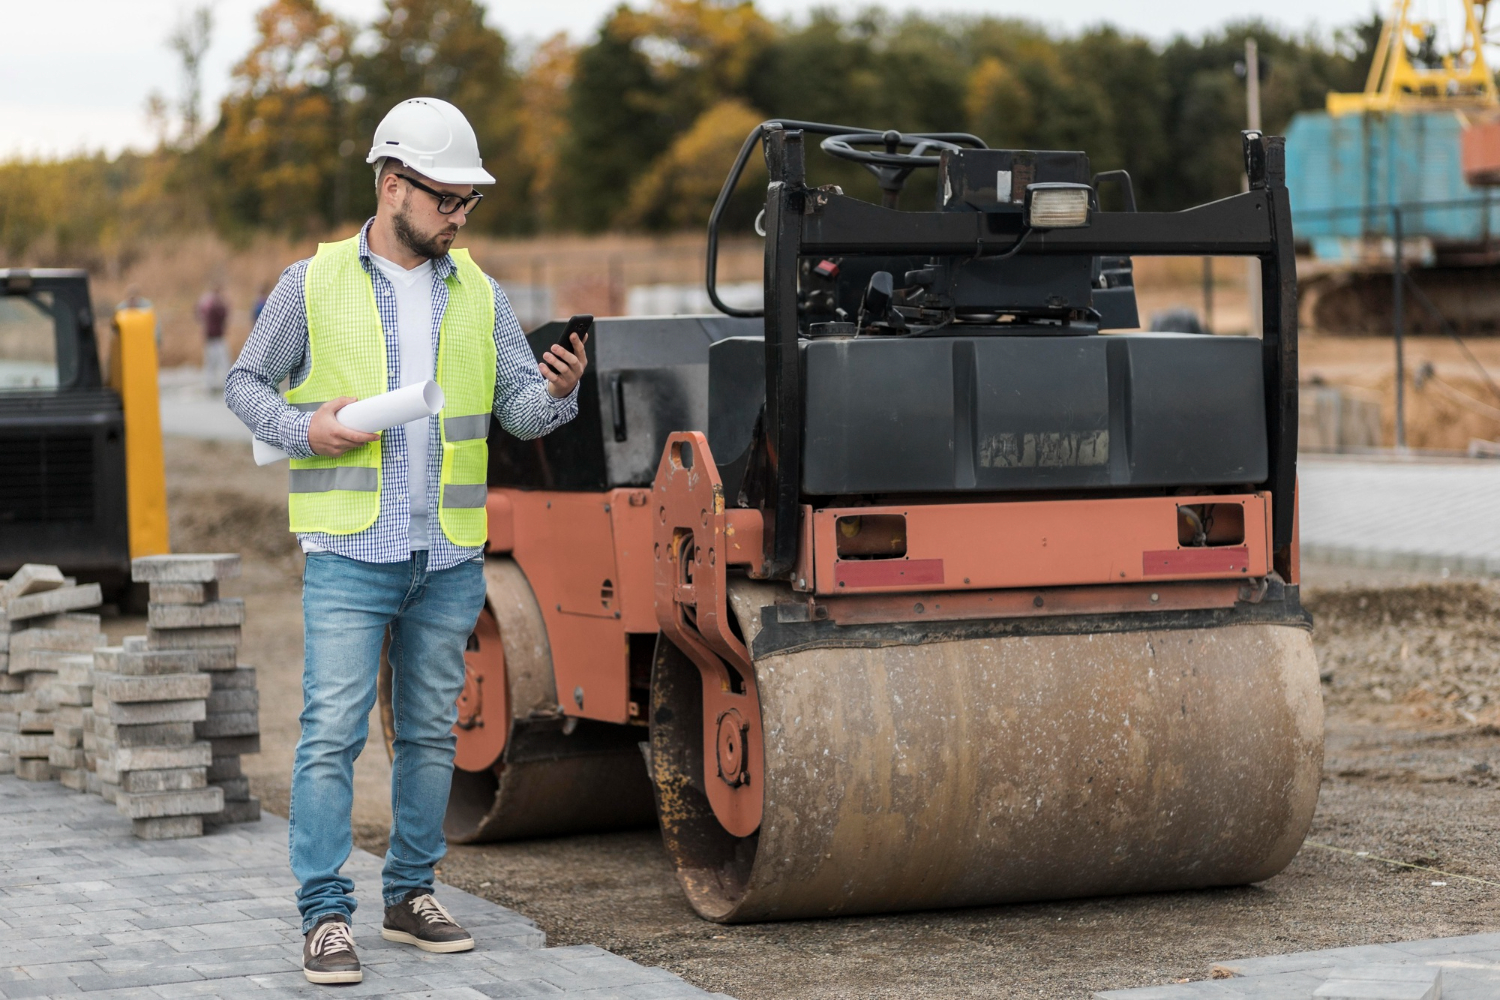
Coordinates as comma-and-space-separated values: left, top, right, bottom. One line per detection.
225, 219, 578, 570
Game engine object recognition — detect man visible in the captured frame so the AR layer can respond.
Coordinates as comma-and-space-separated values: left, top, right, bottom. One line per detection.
197, 283, 229, 390
225, 97, 587, 985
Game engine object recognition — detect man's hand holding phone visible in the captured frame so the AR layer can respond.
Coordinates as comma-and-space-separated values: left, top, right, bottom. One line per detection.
542, 314, 591, 399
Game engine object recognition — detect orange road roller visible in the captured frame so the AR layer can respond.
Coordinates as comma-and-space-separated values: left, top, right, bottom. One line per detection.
380, 121, 1321, 922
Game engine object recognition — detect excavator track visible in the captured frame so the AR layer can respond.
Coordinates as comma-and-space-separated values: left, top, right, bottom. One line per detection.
650, 579, 1322, 922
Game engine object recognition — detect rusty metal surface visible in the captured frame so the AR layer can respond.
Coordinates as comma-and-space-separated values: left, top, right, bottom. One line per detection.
653, 432, 766, 838
808, 494, 1272, 595
452, 607, 509, 772
654, 579, 1322, 922
813, 579, 1245, 627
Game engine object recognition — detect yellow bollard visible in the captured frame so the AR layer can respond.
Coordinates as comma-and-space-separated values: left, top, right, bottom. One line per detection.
112, 308, 170, 558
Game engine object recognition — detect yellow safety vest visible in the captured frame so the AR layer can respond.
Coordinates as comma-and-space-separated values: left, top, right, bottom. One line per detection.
286, 235, 496, 547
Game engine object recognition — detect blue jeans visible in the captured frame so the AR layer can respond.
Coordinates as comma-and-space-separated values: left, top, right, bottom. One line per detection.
290, 550, 486, 933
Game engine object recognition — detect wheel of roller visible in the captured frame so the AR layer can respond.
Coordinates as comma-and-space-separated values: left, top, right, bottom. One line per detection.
378, 557, 656, 843
649, 579, 1324, 922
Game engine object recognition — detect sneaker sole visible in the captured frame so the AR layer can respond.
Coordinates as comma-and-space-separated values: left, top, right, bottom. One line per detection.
303, 967, 363, 984
380, 927, 475, 953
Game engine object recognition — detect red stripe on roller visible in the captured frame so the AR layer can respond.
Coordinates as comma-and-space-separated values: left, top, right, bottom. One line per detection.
1142, 546, 1250, 576
834, 558, 946, 589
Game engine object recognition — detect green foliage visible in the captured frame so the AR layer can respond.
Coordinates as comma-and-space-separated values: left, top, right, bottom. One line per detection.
0, 0, 1393, 257
352, 0, 531, 234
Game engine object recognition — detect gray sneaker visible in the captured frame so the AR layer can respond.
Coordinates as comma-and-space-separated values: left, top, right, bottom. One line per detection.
381, 888, 475, 953
303, 914, 362, 984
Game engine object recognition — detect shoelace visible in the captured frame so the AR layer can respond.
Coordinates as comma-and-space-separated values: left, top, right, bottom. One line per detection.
311, 920, 355, 958
409, 893, 457, 928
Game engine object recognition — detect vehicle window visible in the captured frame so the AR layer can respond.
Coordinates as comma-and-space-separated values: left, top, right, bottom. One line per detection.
0, 292, 59, 390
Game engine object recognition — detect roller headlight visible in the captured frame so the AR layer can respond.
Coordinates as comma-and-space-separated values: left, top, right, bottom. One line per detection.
1024, 183, 1092, 229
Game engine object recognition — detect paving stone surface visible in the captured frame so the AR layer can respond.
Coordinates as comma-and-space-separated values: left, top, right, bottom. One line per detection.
0, 776, 732, 999
1300, 458, 1500, 574
1095, 934, 1500, 999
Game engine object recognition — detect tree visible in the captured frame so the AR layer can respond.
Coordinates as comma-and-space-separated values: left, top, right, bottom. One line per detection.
621, 98, 766, 229
558, 0, 773, 230
208, 0, 355, 234
169, 7, 215, 148
352, 0, 531, 233
518, 34, 578, 230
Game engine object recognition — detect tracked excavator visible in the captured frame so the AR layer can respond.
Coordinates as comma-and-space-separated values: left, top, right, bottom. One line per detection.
379, 122, 1321, 922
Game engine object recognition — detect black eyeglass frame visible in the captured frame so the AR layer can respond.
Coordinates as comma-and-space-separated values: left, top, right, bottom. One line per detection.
394, 173, 484, 215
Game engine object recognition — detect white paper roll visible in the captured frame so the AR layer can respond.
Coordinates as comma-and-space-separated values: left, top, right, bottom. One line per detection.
252, 381, 447, 466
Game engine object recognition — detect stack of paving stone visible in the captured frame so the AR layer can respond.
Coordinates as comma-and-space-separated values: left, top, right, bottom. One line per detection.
89, 653, 220, 839
48, 654, 96, 790
133, 553, 261, 828
0, 565, 105, 783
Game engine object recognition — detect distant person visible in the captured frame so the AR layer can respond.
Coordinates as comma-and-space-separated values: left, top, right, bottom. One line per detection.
251, 284, 270, 326
115, 285, 159, 348
196, 285, 229, 390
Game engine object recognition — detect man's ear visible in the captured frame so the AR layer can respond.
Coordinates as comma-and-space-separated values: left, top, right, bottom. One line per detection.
378, 169, 400, 208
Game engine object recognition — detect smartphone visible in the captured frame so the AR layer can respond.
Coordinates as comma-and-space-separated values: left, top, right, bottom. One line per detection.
553, 314, 592, 357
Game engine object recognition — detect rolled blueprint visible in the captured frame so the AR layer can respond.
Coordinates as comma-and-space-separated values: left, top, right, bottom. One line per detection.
252, 380, 446, 466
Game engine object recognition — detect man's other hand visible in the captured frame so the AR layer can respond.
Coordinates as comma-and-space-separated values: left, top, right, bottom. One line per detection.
309, 397, 380, 457
541, 333, 587, 398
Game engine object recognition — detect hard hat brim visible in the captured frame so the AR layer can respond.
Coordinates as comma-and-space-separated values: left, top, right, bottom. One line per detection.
413, 165, 497, 185
366, 149, 496, 186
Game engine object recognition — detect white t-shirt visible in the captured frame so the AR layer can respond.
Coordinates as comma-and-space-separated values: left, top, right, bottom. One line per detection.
369, 252, 435, 550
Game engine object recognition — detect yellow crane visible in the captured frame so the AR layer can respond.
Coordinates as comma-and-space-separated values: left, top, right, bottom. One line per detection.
1328, 0, 1499, 115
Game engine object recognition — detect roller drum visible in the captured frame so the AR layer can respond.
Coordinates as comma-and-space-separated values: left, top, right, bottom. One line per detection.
652, 581, 1323, 922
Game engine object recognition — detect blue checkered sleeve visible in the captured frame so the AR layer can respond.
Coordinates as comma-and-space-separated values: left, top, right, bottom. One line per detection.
225, 261, 317, 459
490, 276, 578, 437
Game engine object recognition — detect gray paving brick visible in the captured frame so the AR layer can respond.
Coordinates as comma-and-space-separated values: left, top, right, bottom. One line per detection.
145, 626, 241, 651
473, 982, 567, 998
0, 776, 720, 1000
150, 981, 265, 998
0, 978, 84, 998
131, 555, 241, 584
97, 673, 212, 704
6, 584, 102, 622
148, 600, 245, 630
147, 582, 217, 606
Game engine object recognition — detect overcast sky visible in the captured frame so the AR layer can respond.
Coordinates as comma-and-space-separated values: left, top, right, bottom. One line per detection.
5, 0, 1392, 160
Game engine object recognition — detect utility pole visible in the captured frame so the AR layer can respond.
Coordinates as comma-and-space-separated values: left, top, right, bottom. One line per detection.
1244, 37, 1263, 338
1393, 208, 1407, 450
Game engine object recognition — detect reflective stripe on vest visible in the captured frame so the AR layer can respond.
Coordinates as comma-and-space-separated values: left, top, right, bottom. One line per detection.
285, 235, 496, 544
442, 414, 490, 441
290, 467, 379, 493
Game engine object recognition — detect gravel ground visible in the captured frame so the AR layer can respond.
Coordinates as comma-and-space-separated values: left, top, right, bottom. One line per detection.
154, 435, 1500, 999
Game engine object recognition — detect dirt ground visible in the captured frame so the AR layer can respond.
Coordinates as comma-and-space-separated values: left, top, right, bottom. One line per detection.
147, 434, 1500, 1000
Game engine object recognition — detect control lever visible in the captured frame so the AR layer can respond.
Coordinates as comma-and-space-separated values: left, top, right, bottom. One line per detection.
857, 271, 906, 333
862, 271, 893, 315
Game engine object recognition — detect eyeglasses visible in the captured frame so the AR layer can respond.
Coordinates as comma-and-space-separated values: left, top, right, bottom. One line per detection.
395, 173, 484, 215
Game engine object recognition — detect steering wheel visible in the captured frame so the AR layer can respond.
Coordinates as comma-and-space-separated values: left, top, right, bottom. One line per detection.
820, 130, 970, 207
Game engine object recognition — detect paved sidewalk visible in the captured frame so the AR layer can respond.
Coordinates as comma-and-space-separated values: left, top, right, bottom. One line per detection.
1300, 457, 1500, 575
0, 776, 730, 999
1095, 933, 1500, 998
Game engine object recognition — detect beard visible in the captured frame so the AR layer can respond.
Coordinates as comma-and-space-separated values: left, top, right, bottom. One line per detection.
392, 200, 458, 260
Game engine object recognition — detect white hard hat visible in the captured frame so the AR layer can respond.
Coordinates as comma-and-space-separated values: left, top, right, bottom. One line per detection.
366, 97, 495, 185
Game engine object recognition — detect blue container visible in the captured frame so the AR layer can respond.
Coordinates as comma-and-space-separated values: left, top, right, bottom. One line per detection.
1285, 110, 1500, 258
